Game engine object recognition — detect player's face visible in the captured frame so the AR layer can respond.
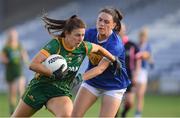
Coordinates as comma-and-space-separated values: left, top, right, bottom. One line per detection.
96, 12, 116, 37
139, 33, 148, 44
9, 30, 18, 45
66, 28, 85, 48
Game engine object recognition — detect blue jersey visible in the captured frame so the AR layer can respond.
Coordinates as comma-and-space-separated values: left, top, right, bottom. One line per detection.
139, 42, 151, 69
84, 28, 130, 90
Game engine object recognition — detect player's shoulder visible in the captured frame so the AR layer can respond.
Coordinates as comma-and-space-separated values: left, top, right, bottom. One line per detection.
109, 32, 123, 46
43, 38, 61, 51
2, 45, 8, 50
2, 45, 10, 52
81, 41, 91, 47
47, 38, 61, 46
85, 28, 97, 42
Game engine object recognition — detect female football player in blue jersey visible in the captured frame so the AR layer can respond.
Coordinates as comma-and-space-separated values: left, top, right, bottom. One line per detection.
72, 8, 130, 117
134, 27, 153, 118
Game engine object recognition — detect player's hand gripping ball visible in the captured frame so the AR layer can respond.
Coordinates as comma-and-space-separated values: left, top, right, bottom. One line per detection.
43, 54, 68, 79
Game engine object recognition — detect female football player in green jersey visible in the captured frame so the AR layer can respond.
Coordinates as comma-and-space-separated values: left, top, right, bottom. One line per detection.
1, 29, 29, 115
12, 15, 121, 117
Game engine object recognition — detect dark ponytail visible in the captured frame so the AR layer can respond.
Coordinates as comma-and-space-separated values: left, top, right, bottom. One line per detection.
113, 8, 123, 33
41, 14, 86, 37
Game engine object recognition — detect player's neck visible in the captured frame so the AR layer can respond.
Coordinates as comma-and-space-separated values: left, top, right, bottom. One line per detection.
63, 38, 75, 51
98, 30, 112, 41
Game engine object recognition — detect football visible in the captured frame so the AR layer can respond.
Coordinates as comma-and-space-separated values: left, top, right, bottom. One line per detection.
43, 54, 67, 72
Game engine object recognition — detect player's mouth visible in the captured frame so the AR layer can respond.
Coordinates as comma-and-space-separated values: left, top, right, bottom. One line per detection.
98, 27, 105, 32
75, 42, 81, 47
98, 27, 104, 30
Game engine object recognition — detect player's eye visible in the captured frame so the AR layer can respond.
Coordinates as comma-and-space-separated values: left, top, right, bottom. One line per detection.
104, 20, 110, 24
98, 18, 103, 22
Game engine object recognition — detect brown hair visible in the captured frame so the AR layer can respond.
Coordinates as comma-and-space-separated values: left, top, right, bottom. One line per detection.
5, 29, 20, 47
139, 27, 148, 37
99, 8, 123, 33
41, 15, 86, 37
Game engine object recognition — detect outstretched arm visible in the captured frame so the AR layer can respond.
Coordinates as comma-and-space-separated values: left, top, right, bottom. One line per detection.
136, 51, 151, 60
83, 58, 110, 80
91, 43, 115, 62
91, 43, 121, 76
74, 43, 122, 81
72, 58, 110, 88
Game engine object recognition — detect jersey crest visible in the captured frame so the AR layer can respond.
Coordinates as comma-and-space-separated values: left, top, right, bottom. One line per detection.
88, 52, 103, 65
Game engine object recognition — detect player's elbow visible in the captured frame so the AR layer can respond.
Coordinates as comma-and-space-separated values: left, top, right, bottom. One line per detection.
29, 64, 33, 71
97, 66, 106, 75
29, 62, 35, 71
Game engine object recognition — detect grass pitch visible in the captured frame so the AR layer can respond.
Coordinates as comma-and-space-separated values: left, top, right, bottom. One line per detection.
0, 93, 180, 117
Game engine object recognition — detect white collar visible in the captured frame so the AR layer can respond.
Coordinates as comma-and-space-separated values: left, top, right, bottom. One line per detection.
97, 30, 113, 43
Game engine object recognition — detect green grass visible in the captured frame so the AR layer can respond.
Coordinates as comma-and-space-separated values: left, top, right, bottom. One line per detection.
0, 93, 180, 117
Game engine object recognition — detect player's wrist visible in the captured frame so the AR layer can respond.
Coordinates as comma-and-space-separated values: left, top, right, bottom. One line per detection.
50, 73, 56, 79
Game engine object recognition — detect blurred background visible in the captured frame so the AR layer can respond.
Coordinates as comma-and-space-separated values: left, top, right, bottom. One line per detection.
0, 0, 180, 117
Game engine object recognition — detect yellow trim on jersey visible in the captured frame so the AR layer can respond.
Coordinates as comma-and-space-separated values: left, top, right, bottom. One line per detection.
40, 49, 50, 57
83, 41, 88, 55
62, 38, 75, 51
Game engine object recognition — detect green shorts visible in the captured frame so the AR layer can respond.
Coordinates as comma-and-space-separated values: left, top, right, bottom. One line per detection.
6, 65, 22, 83
22, 80, 72, 110
6, 71, 22, 83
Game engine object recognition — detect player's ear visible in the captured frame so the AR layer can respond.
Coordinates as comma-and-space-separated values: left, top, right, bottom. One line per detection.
64, 31, 71, 36
112, 22, 117, 29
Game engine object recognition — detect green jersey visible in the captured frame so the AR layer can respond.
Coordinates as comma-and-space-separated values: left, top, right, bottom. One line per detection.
22, 38, 92, 109
30, 38, 92, 92
3, 45, 23, 82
